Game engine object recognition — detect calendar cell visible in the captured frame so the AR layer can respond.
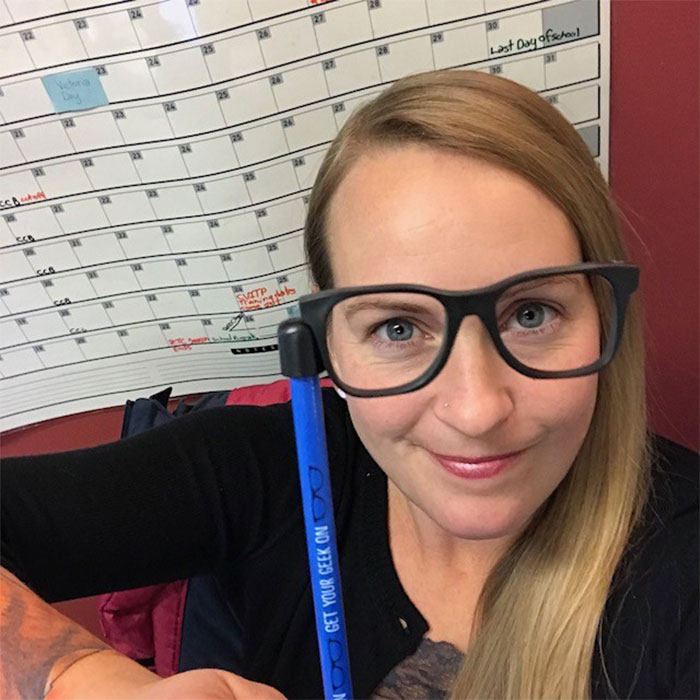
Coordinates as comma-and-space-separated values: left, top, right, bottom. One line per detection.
118, 226, 171, 258
426, 0, 485, 25
0, 219, 16, 247
4, 0, 69, 22
71, 232, 126, 267
0, 347, 45, 377
487, 11, 543, 58
196, 176, 251, 213
268, 233, 305, 268
100, 192, 155, 226
222, 245, 272, 280
77, 331, 123, 361
78, 10, 142, 57
14, 121, 74, 162
1, 170, 42, 201
246, 161, 298, 203
553, 85, 598, 123
177, 255, 226, 285
119, 324, 167, 353
313, 3, 373, 53
205, 32, 266, 83
292, 149, 324, 189
59, 303, 112, 331
132, 145, 189, 183
247, 0, 303, 20
367, 0, 429, 38
149, 184, 203, 219
271, 63, 329, 112
17, 310, 68, 342
377, 35, 434, 82
542, 0, 598, 47
36, 161, 93, 199
258, 198, 305, 238
88, 266, 140, 296
115, 103, 175, 144
5, 206, 64, 242
188, 0, 253, 35
149, 46, 211, 95
104, 295, 154, 325
131, 1, 196, 47
0, 319, 27, 348
500, 55, 545, 92
65, 111, 125, 152
147, 290, 197, 319
33, 337, 85, 368
0, 79, 55, 122
134, 259, 184, 289
30, 240, 81, 273
544, 43, 598, 89
190, 286, 237, 314
432, 23, 489, 69
283, 106, 337, 152
42, 273, 97, 305
0, 132, 25, 168
24, 22, 87, 68
3, 251, 39, 282
0, 34, 34, 76
98, 59, 158, 103
234, 121, 288, 166
258, 17, 319, 67
162, 319, 209, 351
219, 78, 277, 126
165, 92, 226, 138
83, 153, 138, 190
181, 135, 239, 177
324, 48, 381, 97
53, 198, 110, 233
208, 211, 262, 249
484, 0, 529, 11
0, 2, 11, 25
2, 281, 52, 313
577, 124, 599, 158
163, 221, 215, 254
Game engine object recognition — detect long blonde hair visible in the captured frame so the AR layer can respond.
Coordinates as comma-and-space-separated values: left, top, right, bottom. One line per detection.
304, 70, 651, 699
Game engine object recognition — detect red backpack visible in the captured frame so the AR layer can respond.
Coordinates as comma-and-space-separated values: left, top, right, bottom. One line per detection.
97, 378, 334, 677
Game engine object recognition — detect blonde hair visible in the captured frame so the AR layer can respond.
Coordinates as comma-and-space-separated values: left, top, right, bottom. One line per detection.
304, 70, 651, 699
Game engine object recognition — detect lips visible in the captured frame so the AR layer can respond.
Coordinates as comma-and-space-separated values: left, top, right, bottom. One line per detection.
429, 449, 523, 479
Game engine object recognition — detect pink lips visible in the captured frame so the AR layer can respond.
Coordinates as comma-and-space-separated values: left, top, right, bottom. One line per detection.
430, 450, 522, 479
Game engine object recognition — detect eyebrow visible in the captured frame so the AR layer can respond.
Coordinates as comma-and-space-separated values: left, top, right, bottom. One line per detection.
341, 298, 439, 319
499, 274, 583, 301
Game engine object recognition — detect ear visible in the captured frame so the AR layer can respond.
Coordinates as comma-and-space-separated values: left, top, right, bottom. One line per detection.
310, 282, 320, 294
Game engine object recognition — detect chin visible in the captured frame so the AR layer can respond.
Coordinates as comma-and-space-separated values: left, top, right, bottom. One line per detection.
430, 499, 526, 541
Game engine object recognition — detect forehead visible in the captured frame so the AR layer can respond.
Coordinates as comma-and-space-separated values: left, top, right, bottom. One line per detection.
326, 145, 581, 289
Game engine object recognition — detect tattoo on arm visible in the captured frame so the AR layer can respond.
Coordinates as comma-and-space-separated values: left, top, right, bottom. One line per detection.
0, 567, 111, 699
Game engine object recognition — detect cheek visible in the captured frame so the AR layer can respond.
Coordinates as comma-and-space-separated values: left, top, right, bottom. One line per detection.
346, 395, 423, 444
531, 374, 598, 440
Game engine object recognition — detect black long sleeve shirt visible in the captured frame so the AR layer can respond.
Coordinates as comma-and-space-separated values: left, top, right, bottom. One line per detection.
2, 388, 698, 699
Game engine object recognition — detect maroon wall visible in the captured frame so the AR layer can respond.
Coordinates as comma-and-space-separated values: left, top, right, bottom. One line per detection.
2, 0, 698, 643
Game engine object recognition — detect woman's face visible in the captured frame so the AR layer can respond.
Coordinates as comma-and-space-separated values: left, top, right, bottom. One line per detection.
326, 145, 599, 542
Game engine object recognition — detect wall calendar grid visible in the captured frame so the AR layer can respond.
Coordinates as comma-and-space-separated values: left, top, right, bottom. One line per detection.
0, 0, 610, 430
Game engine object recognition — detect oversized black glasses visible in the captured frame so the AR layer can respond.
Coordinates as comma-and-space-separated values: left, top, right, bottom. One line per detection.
296, 262, 639, 398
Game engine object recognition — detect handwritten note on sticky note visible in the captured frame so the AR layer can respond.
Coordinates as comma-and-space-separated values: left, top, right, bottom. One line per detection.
41, 68, 109, 113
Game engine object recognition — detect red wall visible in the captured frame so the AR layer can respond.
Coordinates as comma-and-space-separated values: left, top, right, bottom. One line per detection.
2, 0, 698, 642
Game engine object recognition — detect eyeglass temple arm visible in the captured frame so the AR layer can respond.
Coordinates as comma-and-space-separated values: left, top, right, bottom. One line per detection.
278, 319, 354, 700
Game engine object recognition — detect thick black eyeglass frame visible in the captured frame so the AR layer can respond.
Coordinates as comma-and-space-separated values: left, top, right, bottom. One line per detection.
297, 262, 639, 398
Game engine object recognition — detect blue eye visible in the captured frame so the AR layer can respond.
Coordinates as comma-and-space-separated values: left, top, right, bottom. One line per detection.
377, 318, 415, 342
516, 303, 547, 328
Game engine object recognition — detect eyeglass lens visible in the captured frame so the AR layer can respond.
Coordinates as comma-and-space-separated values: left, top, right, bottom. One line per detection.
324, 272, 613, 391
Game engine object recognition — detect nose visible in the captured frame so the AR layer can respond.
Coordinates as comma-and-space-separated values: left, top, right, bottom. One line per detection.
432, 316, 515, 436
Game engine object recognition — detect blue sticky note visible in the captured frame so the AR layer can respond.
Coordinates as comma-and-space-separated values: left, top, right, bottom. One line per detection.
41, 68, 109, 114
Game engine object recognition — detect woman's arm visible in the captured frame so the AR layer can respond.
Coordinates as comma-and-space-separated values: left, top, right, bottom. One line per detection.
0, 565, 157, 699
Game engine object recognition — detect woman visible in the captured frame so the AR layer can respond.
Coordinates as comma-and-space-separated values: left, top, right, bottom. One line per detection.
1, 70, 697, 700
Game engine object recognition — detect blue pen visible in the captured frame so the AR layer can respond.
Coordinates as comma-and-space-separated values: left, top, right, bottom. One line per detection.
278, 319, 354, 700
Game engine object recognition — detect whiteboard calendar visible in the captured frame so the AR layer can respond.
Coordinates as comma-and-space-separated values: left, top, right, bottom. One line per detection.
0, 0, 610, 431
